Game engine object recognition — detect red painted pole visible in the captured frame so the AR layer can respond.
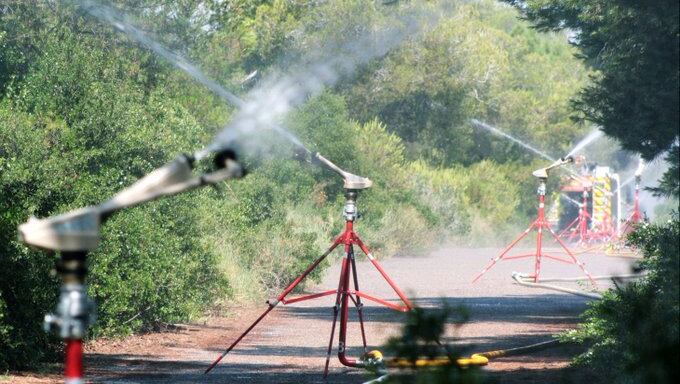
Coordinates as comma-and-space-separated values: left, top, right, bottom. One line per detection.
354, 237, 413, 310
533, 194, 545, 282
205, 240, 340, 374
337, 243, 357, 368
323, 254, 350, 378
65, 339, 83, 383
472, 221, 535, 282
349, 255, 368, 351
207, 189, 413, 376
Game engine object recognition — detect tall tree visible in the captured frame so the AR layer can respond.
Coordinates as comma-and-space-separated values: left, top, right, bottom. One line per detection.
507, 0, 679, 196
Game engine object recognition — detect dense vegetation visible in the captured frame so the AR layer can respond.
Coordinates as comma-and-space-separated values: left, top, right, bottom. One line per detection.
1, 0, 670, 374
506, 2, 679, 383
510, 0, 679, 197
561, 219, 679, 383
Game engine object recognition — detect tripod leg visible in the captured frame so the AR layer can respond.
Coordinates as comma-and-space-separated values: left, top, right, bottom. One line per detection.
472, 221, 537, 282
206, 238, 341, 374
354, 236, 413, 309
337, 246, 356, 368
349, 250, 368, 352
324, 255, 350, 378
547, 226, 597, 286
558, 216, 578, 239
534, 223, 544, 282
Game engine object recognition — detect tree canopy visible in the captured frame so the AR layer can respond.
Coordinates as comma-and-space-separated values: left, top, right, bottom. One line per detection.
507, 0, 679, 196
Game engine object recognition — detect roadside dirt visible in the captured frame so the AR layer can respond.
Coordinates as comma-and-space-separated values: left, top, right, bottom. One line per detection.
8, 246, 635, 383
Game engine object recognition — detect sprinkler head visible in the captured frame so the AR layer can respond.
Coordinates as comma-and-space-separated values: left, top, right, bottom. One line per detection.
292, 146, 311, 163
532, 157, 573, 179
101, 155, 196, 212
213, 148, 238, 170
313, 152, 373, 190
18, 207, 101, 251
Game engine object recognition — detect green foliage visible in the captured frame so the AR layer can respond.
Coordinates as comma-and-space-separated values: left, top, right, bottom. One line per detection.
409, 159, 538, 243
509, 0, 679, 196
649, 148, 680, 199
343, 0, 590, 166
0, 0, 607, 372
382, 305, 484, 384
562, 218, 679, 383
0, 4, 221, 366
89, 195, 227, 336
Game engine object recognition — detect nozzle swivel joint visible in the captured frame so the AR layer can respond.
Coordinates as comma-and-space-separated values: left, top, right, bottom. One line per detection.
532, 156, 574, 179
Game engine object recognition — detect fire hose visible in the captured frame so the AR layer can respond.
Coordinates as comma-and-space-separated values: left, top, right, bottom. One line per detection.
361, 338, 568, 383
362, 271, 646, 383
511, 271, 646, 299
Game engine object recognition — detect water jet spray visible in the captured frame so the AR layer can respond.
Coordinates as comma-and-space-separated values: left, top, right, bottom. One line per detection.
473, 157, 597, 285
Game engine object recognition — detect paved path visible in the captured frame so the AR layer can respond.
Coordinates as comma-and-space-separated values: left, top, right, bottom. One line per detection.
13, 245, 635, 383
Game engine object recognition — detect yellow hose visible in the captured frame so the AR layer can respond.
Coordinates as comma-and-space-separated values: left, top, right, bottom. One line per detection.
385, 355, 489, 368
372, 338, 564, 370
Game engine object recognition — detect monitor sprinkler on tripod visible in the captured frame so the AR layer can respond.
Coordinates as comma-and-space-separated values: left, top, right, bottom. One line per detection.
620, 159, 646, 235
206, 149, 413, 377
473, 156, 597, 285
18, 149, 244, 384
558, 175, 594, 246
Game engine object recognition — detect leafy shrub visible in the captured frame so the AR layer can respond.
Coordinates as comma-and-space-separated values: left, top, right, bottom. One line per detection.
89, 195, 227, 337
562, 218, 679, 383
382, 305, 484, 384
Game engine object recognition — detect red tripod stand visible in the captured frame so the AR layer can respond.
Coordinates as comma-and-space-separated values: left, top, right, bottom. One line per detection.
558, 188, 593, 245
205, 189, 413, 377
621, 175, 643, 235
472, 174, 597, 285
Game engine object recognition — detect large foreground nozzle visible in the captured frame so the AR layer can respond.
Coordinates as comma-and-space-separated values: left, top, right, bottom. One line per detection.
312, 152, 372, 190
101, 155, 195, 213
532, 157, 573, 179
100, 151, 243, 214
18, 207, 102, 251
19, 151, 244, 252
292, 146, 312, 163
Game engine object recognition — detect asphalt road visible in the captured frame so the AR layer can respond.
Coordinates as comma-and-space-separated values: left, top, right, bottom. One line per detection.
78, 244, 634, 384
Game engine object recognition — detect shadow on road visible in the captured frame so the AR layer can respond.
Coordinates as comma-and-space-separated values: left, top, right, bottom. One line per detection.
280, 294, 588, 324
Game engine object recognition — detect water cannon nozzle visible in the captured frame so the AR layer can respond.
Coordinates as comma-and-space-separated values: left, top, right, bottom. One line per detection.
213, 148, 238, 170
292, 147, 312, 163
312, 152, 372, 190
532, 157, 572, 179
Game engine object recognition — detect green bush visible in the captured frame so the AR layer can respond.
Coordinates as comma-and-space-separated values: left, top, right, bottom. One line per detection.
562, 218, 679, 383
381, 305, 484, 384
0, 20, 224, 365
88, 195, 227, 337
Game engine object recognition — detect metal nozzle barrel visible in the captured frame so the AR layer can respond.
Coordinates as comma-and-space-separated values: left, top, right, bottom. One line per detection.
532, 157, 573, 179
19, 149, 245, 252
312, 152, 373, 190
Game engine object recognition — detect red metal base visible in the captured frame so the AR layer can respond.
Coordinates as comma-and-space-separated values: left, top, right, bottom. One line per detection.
473, 193, 596, 285
65, 339, 83, 383
558, 197, 593, 245
620, 187, 643, 236
205, 219, 412, 376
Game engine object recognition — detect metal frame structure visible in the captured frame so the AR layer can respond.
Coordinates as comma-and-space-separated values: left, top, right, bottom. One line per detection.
205, 153, 413, 377
472, 158, 597, 285
558, 187, 593, 245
